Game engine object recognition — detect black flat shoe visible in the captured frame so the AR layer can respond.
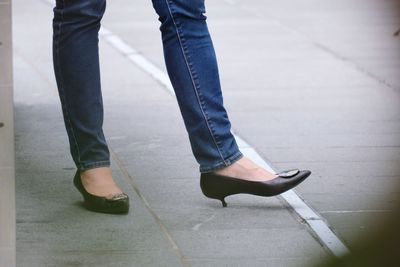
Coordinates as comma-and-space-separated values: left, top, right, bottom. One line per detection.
200, 169, 311, 207
73, 170, 130, 214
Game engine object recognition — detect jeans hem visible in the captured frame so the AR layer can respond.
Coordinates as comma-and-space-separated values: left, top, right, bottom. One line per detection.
78, 161, 111, 171
199, 151, 243, 173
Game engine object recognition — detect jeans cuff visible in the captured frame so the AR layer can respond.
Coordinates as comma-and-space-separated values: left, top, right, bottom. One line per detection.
78, 160, 111, 171
199, 151, 244, 173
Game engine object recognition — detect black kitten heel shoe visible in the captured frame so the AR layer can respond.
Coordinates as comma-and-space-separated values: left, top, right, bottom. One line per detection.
73, 170, 130, 214
200, 169, 311, 207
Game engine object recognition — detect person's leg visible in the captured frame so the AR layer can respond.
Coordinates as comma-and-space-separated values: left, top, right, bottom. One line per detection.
52, 0, 123, 195
151, 0, 277, 180
151, 0, 242, 173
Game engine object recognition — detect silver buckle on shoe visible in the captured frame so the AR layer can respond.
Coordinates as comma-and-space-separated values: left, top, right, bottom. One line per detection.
277, 169, 300, 178
107, 193, 128, 201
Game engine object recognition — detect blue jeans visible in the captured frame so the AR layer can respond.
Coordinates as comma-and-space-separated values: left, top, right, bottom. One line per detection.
52, 0, 243, 173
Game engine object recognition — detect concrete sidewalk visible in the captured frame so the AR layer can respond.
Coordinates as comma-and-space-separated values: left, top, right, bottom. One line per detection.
13, 0, 400, 266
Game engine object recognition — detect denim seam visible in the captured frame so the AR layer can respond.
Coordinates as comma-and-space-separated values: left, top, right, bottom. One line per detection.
55, 0, 82, 165
164, 0, 228, 164
189, 69, 224, 150
187, 63, 224, 150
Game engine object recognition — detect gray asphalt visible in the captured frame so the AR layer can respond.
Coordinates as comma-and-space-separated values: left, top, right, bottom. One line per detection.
14, 0, 400, 266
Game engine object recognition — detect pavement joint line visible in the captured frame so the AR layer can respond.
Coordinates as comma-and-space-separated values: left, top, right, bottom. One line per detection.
321, 210, 392, 214
97, 25, 351, 257
110, 147, 190, 267
40, 0, 350, 257
221, 0, 399, 92
14, 47, 56, 90
311, 42, 398, 92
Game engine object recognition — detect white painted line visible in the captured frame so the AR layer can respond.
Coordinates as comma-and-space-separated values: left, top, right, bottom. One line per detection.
307, 220, 350, 257
282, 190, 350, 257
100, 26, 174, 93
104, 34, 138, 55
281, 189, 320, 220
99, 26, 350, 257
99, 27, 112, 36
127, 54, 175, 94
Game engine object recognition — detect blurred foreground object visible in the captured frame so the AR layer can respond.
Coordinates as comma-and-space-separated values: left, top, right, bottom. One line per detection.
317, 203, 400, 267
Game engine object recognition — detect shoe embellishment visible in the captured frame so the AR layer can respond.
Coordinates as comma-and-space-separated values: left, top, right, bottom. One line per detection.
108, 193, 128, 201
277, 169, 300, 178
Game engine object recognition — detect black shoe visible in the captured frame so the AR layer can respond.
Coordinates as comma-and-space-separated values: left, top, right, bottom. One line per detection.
200, 169, 311, 207
73, 170, 130, 214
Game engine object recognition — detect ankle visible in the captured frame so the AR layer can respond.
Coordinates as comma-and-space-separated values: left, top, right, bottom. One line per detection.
212, 157, 278, 181
81, 167, 112, 180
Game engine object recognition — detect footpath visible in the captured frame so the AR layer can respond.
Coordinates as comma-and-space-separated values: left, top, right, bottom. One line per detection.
13, 0, 400, 266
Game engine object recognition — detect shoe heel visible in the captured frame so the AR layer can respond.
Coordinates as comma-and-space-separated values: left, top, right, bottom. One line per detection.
221, 198, 227, 208
201, 173, 230, 207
